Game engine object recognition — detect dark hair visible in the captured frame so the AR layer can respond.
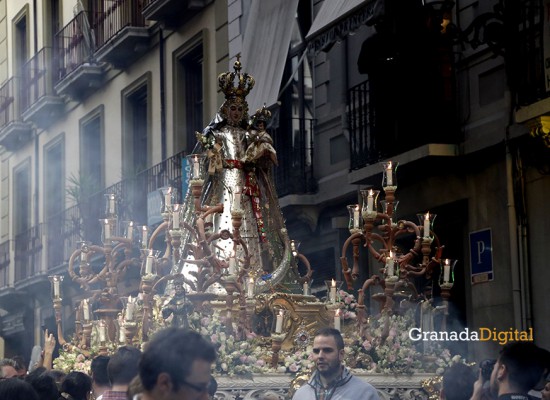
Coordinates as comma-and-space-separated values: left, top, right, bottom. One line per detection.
442, 363, 476, 400
314, 327, 345, 350
108, 346, 141, 385
24, 368, 60, 400
139, 328, 216, 392
0, 377, 39, 400
61, 371, 92, 400
499, 342, 545, 393
11, 355, 26, 372
91, 355, 110, 386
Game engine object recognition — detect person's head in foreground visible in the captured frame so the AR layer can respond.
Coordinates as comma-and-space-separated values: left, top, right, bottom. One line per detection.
490, 341, 545, 397
440, 362, 476, 400
139, 328, 216, 400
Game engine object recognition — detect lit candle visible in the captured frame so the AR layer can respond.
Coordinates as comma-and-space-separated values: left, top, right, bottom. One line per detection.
330, 279, 337, 303
367, 189, 374, 211
141, 226, 148, 248
99, 322, 106, 342
109, 194, 115, 215
82, 299, 90, 321
193, 155, 200, 179
247, 277, 254, 298
424, 212, 430, 238
275, 310, 284, 333
165, 187, 172, 208
127, 221, 134, 240
125, 296, 134, 321
334, 309, 341, 331
233, 187, 242, 211
104, 220, 110, 241
53, 278, 60, 298
353, 205, 360, 228
303, 281, 309, 295
145, 252, 153, 275
443, 259, 451, 283
386, 162, 393, 186
81, 249, 88, 263
386, 251, 394, 277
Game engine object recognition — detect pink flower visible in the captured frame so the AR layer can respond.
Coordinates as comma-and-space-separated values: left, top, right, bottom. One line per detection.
246, 331, 257, 339
289, 363, 299, 373
256, 359, 265, 367
344, 296, 352, 304
210, 334, 218, 343
362, 340, 372, 351
201, 317, 210, 326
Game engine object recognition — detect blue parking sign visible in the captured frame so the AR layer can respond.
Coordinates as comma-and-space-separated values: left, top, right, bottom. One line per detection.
469, 228, 493, 284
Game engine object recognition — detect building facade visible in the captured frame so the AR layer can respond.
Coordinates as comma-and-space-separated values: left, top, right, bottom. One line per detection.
0, 0, 549, 366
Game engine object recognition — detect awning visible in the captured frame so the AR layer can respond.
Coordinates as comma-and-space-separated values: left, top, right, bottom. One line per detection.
306, 0, 380, 54
241, 0, 300, 112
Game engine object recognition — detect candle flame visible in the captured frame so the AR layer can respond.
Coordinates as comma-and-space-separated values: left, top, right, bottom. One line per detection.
368, 189, 374, 196
331, 279, 336, 287
335, 309, 341, 316
425, 212, 430, 220
279, 309, 284, 317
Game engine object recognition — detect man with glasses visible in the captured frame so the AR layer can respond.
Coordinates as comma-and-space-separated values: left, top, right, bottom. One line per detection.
138, 328, 216, 400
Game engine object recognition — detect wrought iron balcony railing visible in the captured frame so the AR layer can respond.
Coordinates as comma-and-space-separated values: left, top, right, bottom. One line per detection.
94, 0, 147, 50
21, 47, 60, 112
0, 77, 24, 129
14, 225, 43, 283
55, 11, 97, 82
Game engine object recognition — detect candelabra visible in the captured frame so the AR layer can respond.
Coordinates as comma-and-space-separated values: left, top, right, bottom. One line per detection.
340, 161, 457, 331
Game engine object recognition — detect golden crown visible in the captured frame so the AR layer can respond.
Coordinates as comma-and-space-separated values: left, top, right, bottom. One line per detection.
252, 105, 272, 123
218, 56, 255, 103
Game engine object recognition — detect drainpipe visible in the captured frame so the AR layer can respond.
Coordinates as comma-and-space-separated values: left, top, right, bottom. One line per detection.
159, 28, 167, 162
506, 143, 523, 330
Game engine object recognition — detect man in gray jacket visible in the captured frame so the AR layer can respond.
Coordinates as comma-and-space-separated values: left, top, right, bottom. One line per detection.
292, 328, 380, 400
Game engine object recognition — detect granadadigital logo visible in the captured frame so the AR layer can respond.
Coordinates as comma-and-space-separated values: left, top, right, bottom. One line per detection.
408, 327, 533, 345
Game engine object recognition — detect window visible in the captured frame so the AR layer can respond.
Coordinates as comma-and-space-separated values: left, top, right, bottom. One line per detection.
122, 75, 150, 176
13, 160, 31, 237
80, 108, 104, 193
13, 6, 29, 72
174, 39, 203, 154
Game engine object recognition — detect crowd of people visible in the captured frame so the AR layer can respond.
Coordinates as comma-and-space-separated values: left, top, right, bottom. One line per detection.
1, 326, 549, 400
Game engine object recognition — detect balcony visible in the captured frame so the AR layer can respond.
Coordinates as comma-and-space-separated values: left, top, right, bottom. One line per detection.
0, 77, 33, 151
142, 0, 214, 28
14, 225, 43, 288
21, 47, 65, 128
54, 11, 106, 101
273, 118, 316, 197
347, 79, 461, 182
94, 0, 151, 69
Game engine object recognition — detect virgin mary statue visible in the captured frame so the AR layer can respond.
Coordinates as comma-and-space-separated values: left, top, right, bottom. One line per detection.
175, 59, 293, 295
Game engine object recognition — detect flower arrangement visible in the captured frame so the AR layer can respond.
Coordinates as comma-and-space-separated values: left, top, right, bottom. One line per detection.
338, 289, 358, 321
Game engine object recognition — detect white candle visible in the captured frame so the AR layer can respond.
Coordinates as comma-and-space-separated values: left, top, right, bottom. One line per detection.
172, 209, 180, 229
99, 322, 106, 342
53, 279, 60, 297
303, 281, 309, 295
165, 187, 172, 208
367, 190, 374, 211
141, 226, 148, 248
424, 212, 430, 237
386, 251, 394, 277
247, 277, 254, 298
119, 325, 126, 343
145, 253, 153, 275
109, 194, 115, 215
104, 220, 110, 240
353, 205, 360, 228
127, 221, 134, 240
83, 300, 90, 321
233, 189, 242, 211
193, 155, 200, 179
386, 162, 393, 186
443, 259, 451, 283
228, 257, 236, 275
81, 250, 88, 263
125, 297, 134, 321
275, 310, 284, 333
330, 279, 337, 303
334, 309, 341, 331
